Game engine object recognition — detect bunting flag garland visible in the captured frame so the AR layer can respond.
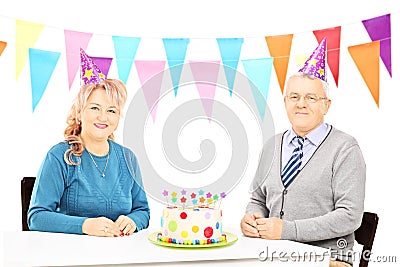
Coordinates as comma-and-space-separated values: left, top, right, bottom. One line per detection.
64, 30, 92, 89
265, 34, 293, 94
135, 60, 166, 122
163, 38, 190, 96
362, 13, 392, 77
242, 58, 274, 120
189, 61, 220, 120
16, 20, 44, 81
313, 27, 341, 87
0, 41, 6, 56
0, 13, 395, 112
112, 36, 141, 84
89, 56, 113, 78
29, 48, 60, 111
216, 38, 244, 96
348, 41, 380, 108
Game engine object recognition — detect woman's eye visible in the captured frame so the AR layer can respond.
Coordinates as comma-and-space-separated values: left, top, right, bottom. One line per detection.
108, 109, 117, 114
90, 106, 100, 111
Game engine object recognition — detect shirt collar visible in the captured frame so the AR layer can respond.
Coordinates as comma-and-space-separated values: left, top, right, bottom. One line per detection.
285, 123, 331, 147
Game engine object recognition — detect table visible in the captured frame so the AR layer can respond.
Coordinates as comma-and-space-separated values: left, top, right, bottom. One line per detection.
3, 228, 330, 266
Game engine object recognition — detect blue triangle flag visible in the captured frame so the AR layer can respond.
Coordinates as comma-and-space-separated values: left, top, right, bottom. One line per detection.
162, 38, 190, 96
242, 58, 274, 120
29, 48, 60, 112
112, 36, 141, 84
217, 38, 244, 95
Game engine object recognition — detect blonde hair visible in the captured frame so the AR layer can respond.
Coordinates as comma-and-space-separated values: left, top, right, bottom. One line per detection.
64, 79, 127, 165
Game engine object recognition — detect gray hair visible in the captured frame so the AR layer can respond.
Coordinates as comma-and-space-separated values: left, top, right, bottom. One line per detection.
285, 72, 330, 98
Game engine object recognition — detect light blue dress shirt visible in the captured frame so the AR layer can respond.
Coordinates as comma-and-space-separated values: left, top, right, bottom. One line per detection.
282, 123, 332, 171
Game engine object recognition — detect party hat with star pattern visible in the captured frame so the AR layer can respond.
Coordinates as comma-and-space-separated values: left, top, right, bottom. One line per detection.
80, 48, 106, 85
298, 37, 327, 82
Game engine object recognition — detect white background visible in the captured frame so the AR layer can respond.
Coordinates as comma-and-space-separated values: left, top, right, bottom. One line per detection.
1, 0, 399, 266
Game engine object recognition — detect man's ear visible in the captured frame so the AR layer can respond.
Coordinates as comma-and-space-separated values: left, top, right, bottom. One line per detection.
324, 99, 331, 114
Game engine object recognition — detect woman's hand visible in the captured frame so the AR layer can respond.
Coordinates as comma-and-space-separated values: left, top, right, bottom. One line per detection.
115, 215, 136, 236
82, 217, 121, 237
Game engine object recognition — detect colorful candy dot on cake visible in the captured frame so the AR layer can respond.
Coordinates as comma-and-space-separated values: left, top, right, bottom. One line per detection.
168, 238, 172, 243
211, 238, 215, 243
195, 239, 200, 245
191, 240, 196, 245
180, 212, 187, 219
181, 230, 188, 238
163, 210, 169, 217
207, 239, 211, 244
172, 238, 176, 244
192, 225, 199, 233
204, 226, 213, 238
168, 220, 177, 232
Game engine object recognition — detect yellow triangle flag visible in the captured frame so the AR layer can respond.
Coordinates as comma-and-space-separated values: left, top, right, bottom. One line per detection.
265, 34, 293, 94
16, 20, 44, 80
348, 41, 380, 108
295, 54, 308, 68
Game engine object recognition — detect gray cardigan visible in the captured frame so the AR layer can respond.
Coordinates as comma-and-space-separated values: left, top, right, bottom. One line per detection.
246, 127, 366, 263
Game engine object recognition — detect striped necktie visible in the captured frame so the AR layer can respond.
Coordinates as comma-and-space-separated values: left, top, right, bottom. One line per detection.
281, 136, 304, 188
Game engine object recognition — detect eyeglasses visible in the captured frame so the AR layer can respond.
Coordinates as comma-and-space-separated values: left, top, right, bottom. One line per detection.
286, 93, 327, 103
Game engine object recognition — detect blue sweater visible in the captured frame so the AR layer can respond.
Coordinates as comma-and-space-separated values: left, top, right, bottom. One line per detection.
28, 140, 150, 234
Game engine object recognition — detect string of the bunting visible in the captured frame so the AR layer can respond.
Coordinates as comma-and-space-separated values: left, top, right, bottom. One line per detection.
0, 13, 393, 112
0, 12, 396, 39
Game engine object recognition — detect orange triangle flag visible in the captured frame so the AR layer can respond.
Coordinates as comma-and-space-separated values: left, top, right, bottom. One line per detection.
348, 41, 380, 108
313, 27, 341, 87
265, 34, 293, 94
0, 41, 6, 56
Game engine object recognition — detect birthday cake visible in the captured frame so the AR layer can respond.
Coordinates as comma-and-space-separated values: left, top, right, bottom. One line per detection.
158, 206, 226, 245
157, 190, 227, 245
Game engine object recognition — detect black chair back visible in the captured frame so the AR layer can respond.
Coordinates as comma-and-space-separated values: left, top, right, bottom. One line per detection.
21, 177, 36, 231
354, 212, 379, 267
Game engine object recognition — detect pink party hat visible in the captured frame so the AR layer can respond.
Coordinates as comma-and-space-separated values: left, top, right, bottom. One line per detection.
298, 37, 327, 82
80, 48, 106, 85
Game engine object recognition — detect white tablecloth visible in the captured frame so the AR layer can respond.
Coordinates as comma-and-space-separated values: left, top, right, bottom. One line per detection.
3, 228, 330, 266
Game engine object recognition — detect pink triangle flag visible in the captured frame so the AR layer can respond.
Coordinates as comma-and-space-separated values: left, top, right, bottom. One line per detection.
64, 30, 92, 89
189, 61, 220, 121
135, 60, 166, 122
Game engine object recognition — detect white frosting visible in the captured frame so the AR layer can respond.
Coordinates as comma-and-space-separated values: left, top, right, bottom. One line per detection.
160, 207, 223, 242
